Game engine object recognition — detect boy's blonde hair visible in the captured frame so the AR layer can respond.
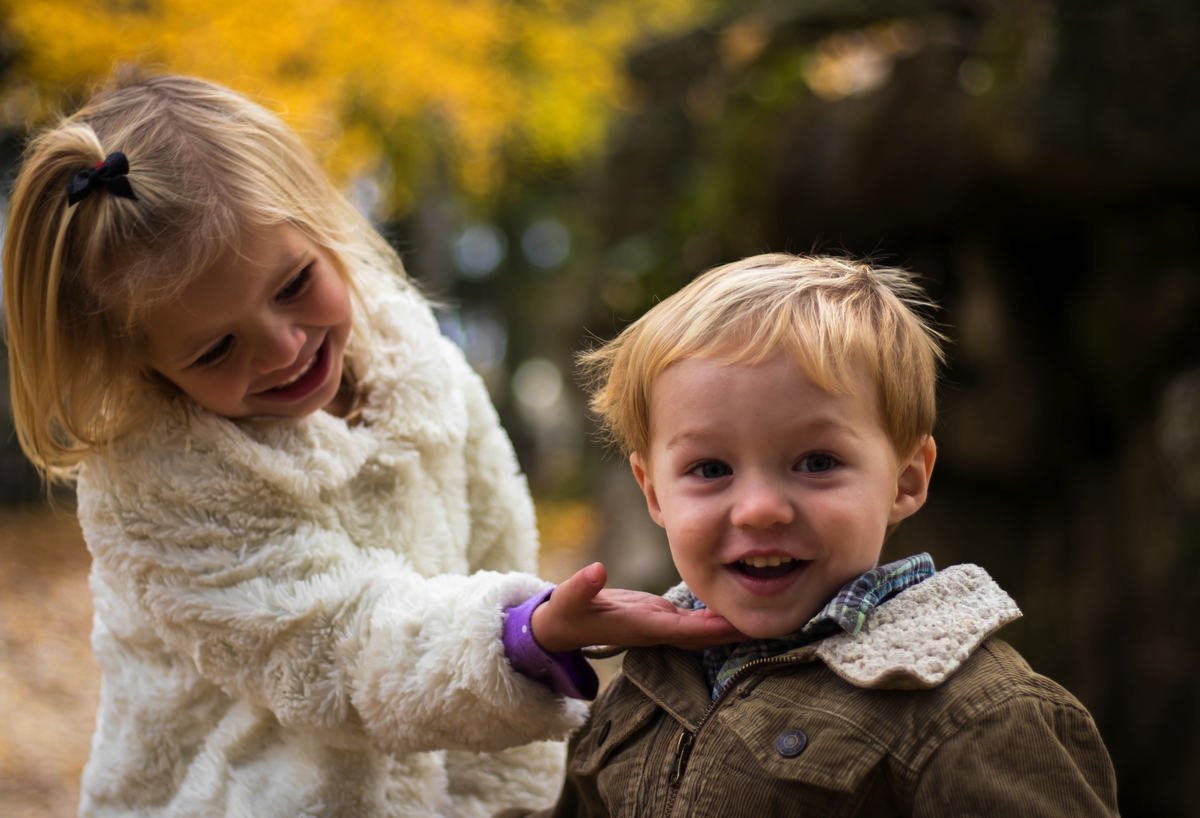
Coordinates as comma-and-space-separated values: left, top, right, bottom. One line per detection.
580, 254, 946, 459
3, 70, 404, 481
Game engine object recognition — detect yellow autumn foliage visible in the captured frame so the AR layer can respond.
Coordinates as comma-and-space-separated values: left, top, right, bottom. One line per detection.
0, 0, 708, 210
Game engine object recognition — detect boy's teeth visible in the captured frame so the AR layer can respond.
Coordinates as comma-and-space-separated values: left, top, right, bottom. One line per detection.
740, 556, 794, 567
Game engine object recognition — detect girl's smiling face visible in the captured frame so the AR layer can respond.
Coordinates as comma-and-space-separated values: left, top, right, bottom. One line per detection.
630, 354, 936, 639
141, 223, 353, 420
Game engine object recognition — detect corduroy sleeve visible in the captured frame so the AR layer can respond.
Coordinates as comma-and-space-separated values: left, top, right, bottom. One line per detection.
913, 695, 1120, 818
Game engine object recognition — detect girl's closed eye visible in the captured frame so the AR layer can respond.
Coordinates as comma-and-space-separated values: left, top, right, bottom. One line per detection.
691, 460, 732, 479
193, 335, 233, 368
276, 265, 313, 302
795, 453, 837, 473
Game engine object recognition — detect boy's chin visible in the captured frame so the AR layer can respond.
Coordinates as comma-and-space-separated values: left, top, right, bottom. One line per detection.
724, 611, 814, 641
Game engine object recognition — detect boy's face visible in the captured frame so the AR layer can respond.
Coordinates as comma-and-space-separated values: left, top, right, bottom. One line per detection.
631, 354, 936, 640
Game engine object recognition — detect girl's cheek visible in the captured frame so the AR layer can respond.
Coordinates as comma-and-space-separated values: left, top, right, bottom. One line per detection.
322, 278, 353, 322
204, 375, 250, 408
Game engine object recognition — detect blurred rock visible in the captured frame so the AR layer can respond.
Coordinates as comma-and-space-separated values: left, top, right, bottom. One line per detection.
1160, 367, 1200, 502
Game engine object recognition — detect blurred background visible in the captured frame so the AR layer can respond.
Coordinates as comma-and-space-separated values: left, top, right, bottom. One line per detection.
1, 0, 1198, 815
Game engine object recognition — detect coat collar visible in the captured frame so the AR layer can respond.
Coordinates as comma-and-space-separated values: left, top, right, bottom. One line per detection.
623, 564, 1021, 726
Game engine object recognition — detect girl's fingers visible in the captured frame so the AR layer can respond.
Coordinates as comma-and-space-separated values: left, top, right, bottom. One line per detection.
550, 562, 608, 615
538, 573, 744, 651
618, 607, 743, 648
675, 615, 744, 648
583, 562, 607, 591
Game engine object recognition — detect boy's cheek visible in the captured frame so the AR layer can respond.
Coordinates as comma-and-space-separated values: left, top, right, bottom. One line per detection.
808, 495, 889, 542
667, 516, 725, 559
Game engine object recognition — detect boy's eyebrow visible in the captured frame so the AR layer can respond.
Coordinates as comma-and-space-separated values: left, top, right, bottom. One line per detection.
663, 430, 712, 451
663, 416, 865, 450
802, 416, 866, 440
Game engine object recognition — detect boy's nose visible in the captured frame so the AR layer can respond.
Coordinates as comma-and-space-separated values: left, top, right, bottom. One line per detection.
730, 476, 795, 530
253, 323, 307, 374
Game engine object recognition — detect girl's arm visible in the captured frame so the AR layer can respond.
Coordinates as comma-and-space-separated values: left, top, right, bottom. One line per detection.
78, 422, 588, 759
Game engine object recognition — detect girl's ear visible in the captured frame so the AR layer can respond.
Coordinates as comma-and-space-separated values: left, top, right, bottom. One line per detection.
629, 452, 666, 528
889, 435, 937, 526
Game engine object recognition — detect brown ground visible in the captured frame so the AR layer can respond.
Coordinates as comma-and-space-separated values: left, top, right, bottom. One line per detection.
0, 504, 98, 818
0, 499, 612, 817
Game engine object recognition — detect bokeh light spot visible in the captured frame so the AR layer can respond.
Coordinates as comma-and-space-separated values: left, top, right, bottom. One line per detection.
958, 58, 995, 96
513, 358, 563, 412
522, 219, 571, 269
454, 224, 507, 279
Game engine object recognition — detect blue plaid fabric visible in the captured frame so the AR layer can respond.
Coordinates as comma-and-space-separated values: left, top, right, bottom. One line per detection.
697, 553, 936, 698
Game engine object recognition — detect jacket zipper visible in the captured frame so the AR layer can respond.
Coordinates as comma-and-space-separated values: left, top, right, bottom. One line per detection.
661, 653, 801, 818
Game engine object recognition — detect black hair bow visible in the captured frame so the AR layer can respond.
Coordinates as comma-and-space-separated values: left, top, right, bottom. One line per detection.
66, 152, 138, 207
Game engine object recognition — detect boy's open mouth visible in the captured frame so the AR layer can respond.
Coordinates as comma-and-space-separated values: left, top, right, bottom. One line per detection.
733, 556, 807, 580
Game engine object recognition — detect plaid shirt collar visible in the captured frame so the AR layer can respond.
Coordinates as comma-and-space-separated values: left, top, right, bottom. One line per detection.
696, 553, 936, 698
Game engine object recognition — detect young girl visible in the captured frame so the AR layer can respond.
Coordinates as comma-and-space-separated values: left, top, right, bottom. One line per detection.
3, 72, 734, 817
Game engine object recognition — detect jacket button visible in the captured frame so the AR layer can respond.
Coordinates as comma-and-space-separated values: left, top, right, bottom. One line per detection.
776, 729, 808, 758
597, 719, 612, 746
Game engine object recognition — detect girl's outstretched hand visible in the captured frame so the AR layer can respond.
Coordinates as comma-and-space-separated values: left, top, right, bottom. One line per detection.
529, 562, 744, 654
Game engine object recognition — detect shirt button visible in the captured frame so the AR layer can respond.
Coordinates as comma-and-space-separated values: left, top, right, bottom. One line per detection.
597, 719, 612, 746
776, 729, 808, 758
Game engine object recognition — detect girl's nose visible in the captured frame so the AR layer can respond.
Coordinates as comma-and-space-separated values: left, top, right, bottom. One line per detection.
252, 322, 306, 374
730, 475, 795, 530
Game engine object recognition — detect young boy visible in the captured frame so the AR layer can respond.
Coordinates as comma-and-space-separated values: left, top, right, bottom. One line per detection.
507, 254, 1119, 817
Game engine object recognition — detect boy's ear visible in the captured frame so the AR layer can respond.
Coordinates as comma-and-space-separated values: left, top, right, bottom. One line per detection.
889, 435, 937, 526
629, 453, 666, 528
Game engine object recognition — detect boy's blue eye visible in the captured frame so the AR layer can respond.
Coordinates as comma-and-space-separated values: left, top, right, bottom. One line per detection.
276, 266, 312, 301
695, 461, 732, 479
194, 335, 233, 368
797, 454, 836, 473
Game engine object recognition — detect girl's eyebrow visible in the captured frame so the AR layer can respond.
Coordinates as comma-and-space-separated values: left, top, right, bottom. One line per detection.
174, 333, 226, 367
271, 251, 312, 283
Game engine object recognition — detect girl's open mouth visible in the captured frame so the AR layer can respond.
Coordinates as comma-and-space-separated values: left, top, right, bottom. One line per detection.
255, 336, 331, 402
733, 556, 806, 580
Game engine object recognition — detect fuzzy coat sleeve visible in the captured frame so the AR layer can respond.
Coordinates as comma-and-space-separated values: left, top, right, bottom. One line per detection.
456, 347, 541, 577
77, 350, 586, 760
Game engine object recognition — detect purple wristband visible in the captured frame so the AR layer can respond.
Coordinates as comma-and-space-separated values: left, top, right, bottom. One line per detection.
503, 587, 599, 701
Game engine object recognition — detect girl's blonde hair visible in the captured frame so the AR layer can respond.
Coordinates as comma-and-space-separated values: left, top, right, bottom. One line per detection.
3, 69, 404, 482
580, 254, 947, 459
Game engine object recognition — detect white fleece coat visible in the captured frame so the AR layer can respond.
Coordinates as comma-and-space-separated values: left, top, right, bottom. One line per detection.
75, 264, 589, 817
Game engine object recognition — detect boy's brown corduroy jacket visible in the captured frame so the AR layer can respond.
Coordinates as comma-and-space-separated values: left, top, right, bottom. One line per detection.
500, 565, 1120, 818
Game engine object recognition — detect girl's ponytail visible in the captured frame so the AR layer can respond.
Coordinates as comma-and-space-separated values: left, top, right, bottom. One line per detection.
4, 121, 147, 481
